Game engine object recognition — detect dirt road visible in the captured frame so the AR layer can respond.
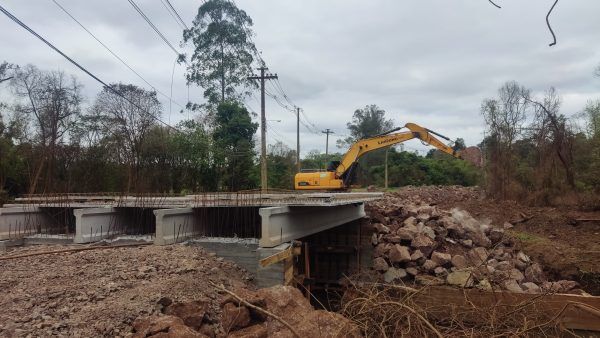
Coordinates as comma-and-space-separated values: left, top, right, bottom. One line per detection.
0, 243, 251, 337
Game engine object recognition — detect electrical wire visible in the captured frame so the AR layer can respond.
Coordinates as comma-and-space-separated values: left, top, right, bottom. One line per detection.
50, 0, 185, 110
0, 3, 180, 132
159, 0, 186, 30
546, 0, 559, 47
126, 0, 180, 56
163, 0, 188, 30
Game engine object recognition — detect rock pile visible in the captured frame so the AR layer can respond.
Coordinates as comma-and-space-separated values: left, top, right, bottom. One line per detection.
367, 195, 584, 295
133, 285, 359, 337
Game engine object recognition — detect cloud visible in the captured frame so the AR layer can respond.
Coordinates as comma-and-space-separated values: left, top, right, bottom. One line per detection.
1, 0, 599, 157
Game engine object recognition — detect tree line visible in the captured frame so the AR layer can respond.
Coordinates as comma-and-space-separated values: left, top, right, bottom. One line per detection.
480, 78, 600, 206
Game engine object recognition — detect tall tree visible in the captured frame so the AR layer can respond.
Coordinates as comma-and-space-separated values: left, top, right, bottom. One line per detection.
212, 101, 258, 191
481, 81, 529, 198
11, 65, 83, 193
183, 0, 257, 109
337, 104, 394, 186
91, 83, 161, 192
339, 104, 394, 146
267, 141, 296, 189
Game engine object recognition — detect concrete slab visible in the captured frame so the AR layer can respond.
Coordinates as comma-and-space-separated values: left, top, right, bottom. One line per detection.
259, 203, 366, 248
10, 192, 383, 208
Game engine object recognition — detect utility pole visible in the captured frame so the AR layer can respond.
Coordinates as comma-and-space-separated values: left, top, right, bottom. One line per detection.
322, 129, 334, 156
296, 107, 301, 173
384, 148, 389, 190
248, 67, 278, 191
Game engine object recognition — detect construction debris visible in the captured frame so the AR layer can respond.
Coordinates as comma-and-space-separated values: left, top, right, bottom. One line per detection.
132, 285, 360, 337
366, 194, 585, 294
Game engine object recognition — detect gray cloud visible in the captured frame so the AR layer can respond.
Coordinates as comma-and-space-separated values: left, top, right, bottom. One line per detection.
1, 0, 599, 156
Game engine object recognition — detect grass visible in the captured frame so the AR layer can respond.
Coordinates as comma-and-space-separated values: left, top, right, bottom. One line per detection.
510, 231, 544, 243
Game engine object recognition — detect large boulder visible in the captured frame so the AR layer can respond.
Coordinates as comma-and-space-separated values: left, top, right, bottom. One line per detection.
451, 255, 468, 269
132, 315, 206, 338
373, 257, 389, 272
383, 267, 407, 283
163, 300, 208, 330
430, 251, 451, 266
524, 263, 545, 283
447, 269, 474, 287
221, 303, 251, 332
389, 245, 411, 263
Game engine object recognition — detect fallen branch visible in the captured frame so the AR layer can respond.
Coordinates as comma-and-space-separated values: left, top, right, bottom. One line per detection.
0, 242, 152, 261
209, 281, 301, 338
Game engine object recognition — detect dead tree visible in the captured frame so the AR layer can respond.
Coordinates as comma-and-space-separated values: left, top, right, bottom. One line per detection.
525, 88, 576, 188
11, 65, 82, 194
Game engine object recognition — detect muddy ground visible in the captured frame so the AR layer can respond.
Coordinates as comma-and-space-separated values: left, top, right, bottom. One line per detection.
0, 243, 252, 337
387, 186, 600, 294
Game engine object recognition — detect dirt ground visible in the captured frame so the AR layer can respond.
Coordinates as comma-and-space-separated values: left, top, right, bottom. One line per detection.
0, 243, 252, 337
387, 186, 600, 294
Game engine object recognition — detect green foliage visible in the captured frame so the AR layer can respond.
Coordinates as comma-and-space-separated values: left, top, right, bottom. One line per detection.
370, 148, 480, 187
337, 104, 394, 186
213, 101, 258, 191
183, 0, 257, 109
267, 142, 296, 190
301, 150, 342, 171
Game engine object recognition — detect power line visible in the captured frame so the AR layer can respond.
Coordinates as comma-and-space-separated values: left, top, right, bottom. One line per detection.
126, 0, 180, 56
163, 0, 189, 30
50, 0, 185, 111
0, 3, 180, 132
159, 0, 186, 30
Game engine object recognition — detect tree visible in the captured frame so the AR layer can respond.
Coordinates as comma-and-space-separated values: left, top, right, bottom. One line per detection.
480, 81, 529, 198
212, 101, 258, 191
526, 87, 576, 188
338, 104, 394, 146
0, 62, 14, 84
183, 0, 257, 109
11, 65, 83, 193
169, 119, 216, 192
91, 83, 161, 192
267, 142, 297, 189
337, 104, 394, 186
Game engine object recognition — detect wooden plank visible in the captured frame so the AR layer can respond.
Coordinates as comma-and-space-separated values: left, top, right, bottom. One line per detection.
259, 245, 301, 268
414, 286, 600, 332
283, 257, 294, 286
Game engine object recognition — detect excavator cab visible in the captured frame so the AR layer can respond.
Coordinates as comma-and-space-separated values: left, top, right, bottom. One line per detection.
326, 161, 340, 172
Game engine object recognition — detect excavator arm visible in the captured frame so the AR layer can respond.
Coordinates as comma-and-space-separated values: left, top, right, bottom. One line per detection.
295, 122, 462, 190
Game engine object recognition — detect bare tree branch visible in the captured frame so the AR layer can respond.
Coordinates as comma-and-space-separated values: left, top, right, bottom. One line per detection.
0, 76, 13, 84
546, 0, 559, 46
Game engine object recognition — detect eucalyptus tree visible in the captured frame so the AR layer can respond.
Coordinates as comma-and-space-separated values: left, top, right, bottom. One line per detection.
182, 0, 258, 110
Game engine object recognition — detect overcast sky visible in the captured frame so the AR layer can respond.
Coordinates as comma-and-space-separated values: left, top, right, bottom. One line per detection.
1, 0, 599, 156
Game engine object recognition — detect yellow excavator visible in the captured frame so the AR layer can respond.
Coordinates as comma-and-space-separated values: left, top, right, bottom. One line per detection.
294, 122, 464, 190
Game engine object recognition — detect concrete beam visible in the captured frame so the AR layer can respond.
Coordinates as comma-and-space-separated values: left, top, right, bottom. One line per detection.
154, 208, 196, 245
258, 203, 365, 248
0, 206, 52, 240
74, 207, 125, 244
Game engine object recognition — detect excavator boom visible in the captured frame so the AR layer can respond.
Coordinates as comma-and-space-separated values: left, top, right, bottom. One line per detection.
294, 122, 462, 190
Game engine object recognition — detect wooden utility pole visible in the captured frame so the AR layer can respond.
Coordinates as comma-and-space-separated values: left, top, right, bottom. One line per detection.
248, 67, 278, 191
384, 147, 389, 190
322, 128, 334, 156
296, 107, 301, 173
